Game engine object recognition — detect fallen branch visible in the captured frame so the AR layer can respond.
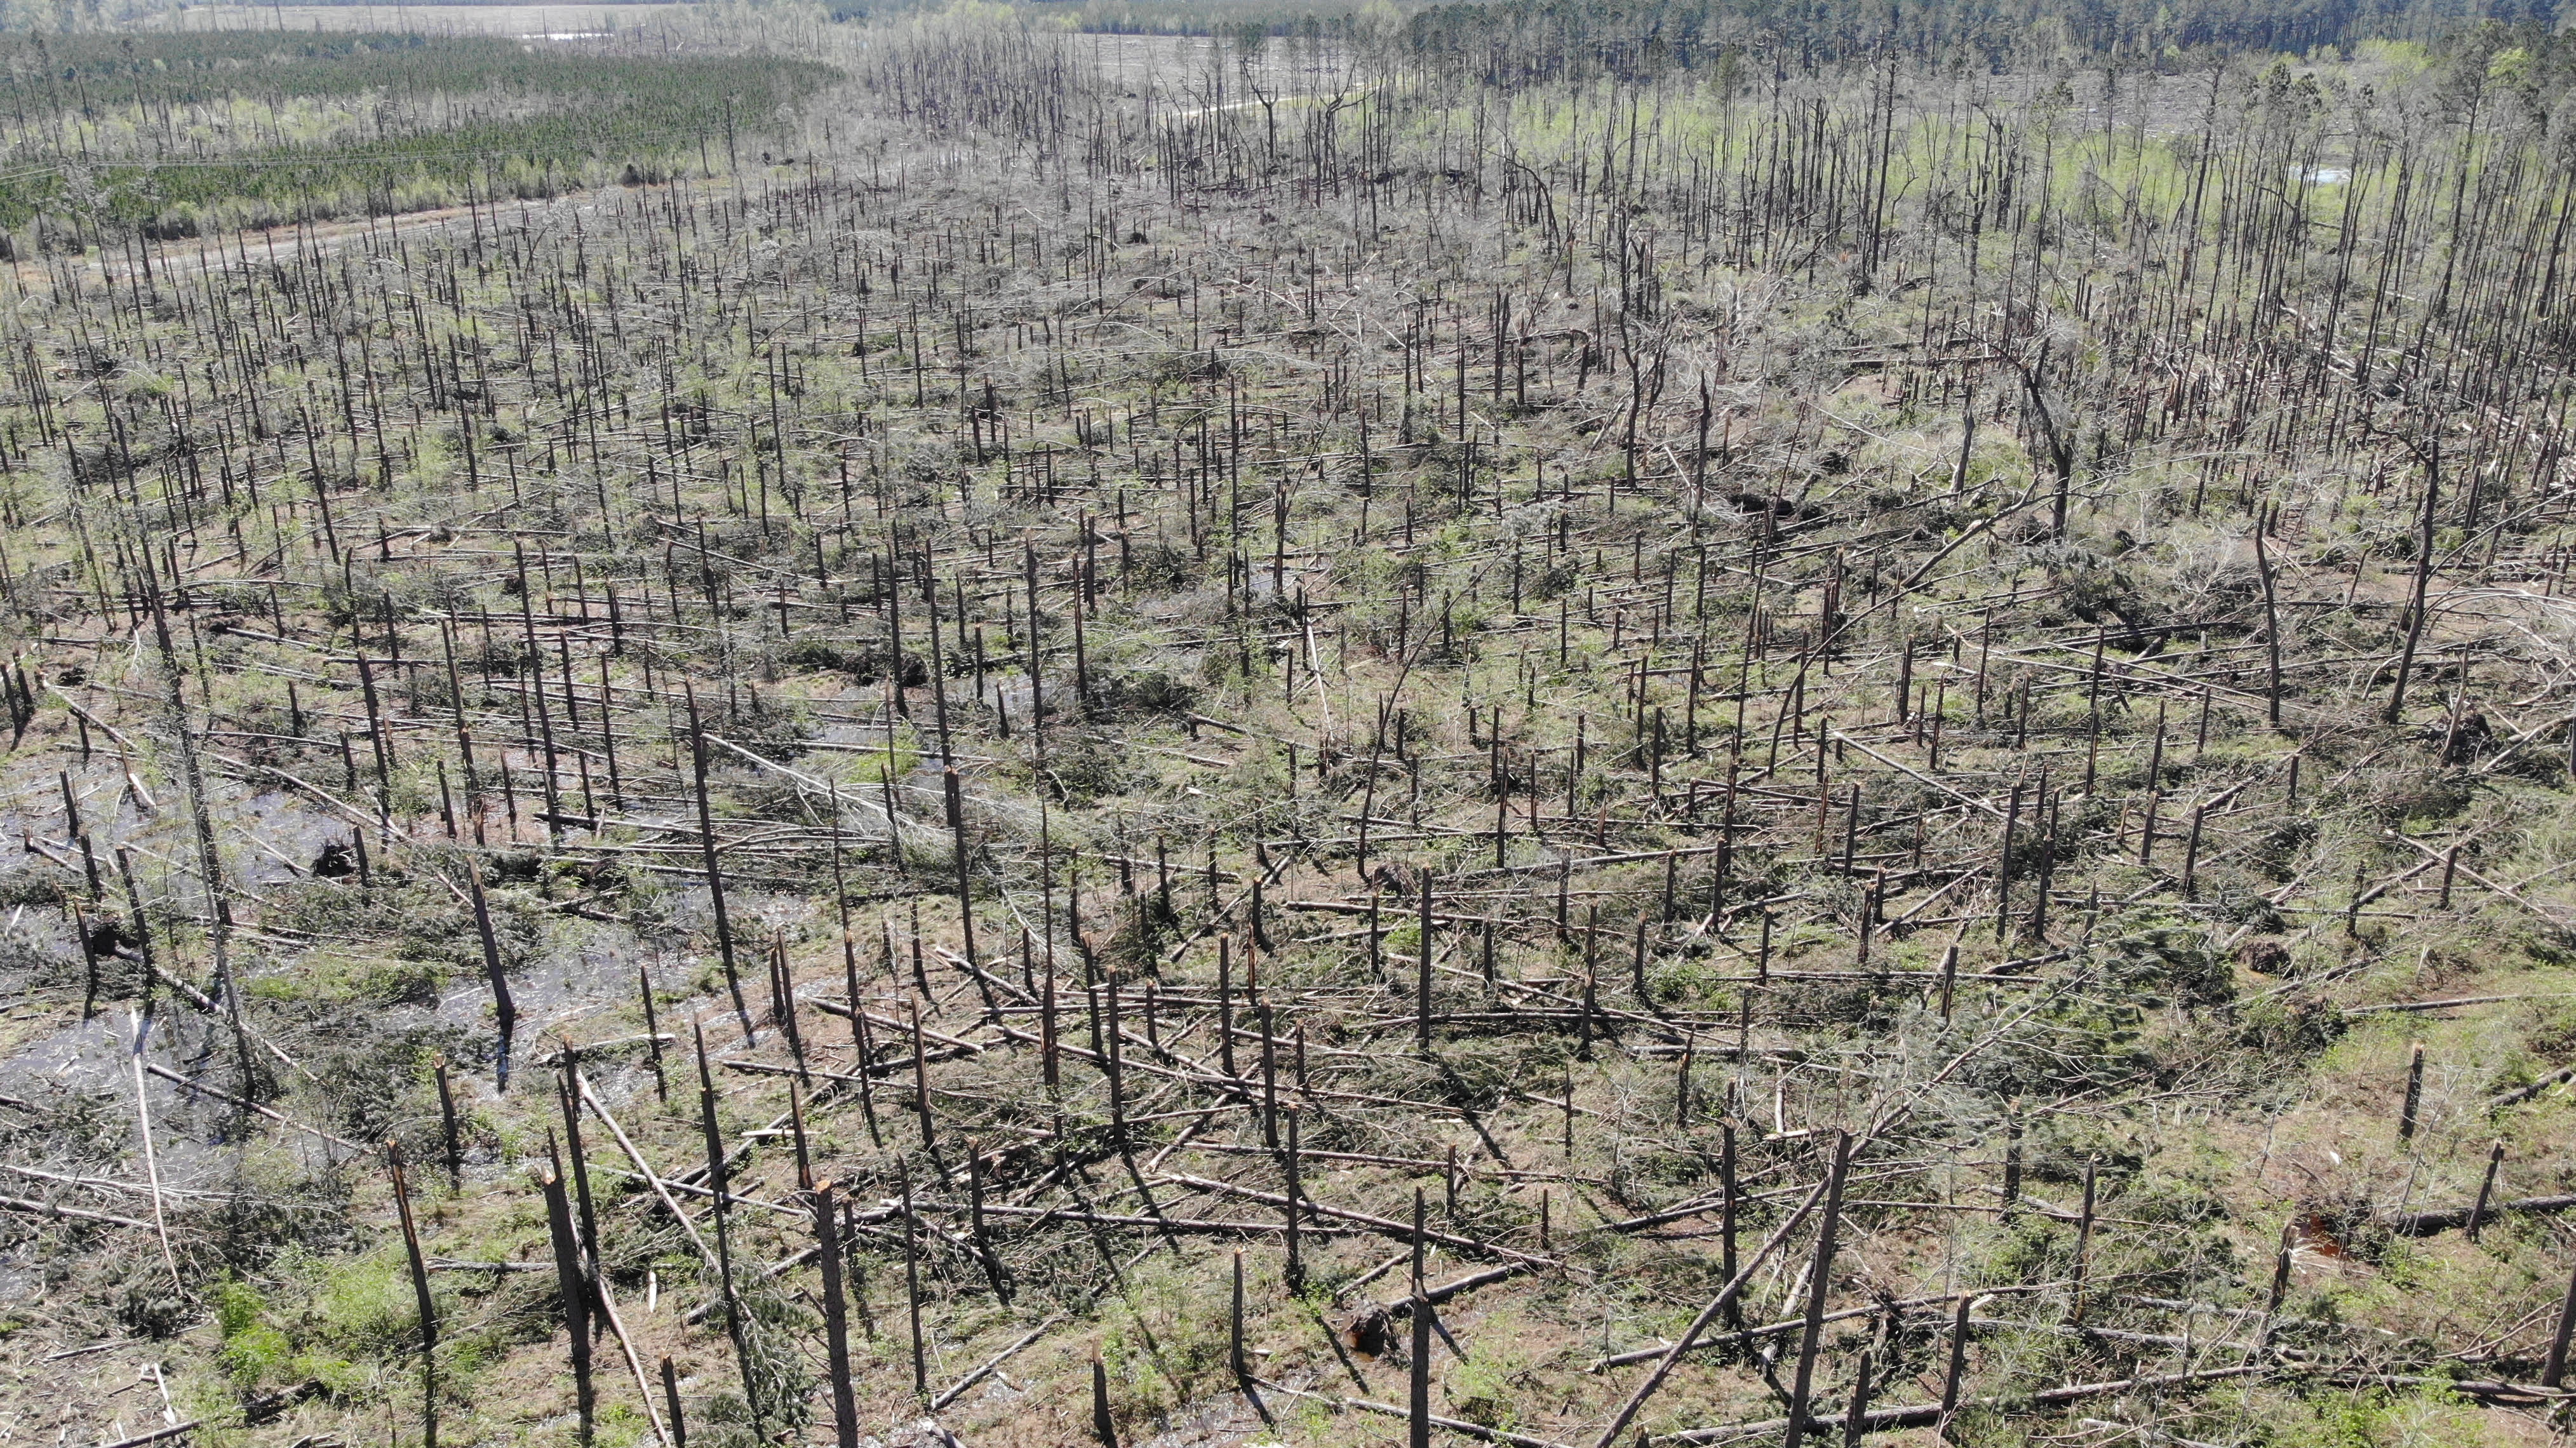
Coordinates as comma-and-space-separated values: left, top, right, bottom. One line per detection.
1251, 1375, 1572, 1448
0, 1191, 153, 1230
91, 1423, 201, 1448
1161, 1172, 1558, 1268
574, 1070, 719, 1266
143, 1063, 361, 1153
1667, 1363, 2275, 1442
1590, 1169, 1837, 1446
2383, 1191, 2576, 1237
2486, 1065, 2576, 1109
930, 1314, 1065, 1411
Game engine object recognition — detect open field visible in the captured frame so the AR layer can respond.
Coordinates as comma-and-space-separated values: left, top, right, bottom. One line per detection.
0, 8, 2573, 1448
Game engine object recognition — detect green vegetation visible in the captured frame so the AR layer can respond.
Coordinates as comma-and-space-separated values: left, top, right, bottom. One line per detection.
0, 33, 838, 236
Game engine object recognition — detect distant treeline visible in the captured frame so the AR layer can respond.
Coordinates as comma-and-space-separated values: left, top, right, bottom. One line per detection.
975, 0, 2565, 63
1007, 0, 1376, 32
1400, 0, 2561, 76
0, 32, 785, 109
